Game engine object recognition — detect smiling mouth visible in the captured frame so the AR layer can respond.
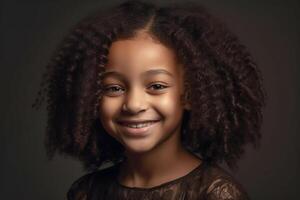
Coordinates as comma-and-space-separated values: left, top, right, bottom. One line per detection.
120, 121, 157, 128
117, 120, 160, 136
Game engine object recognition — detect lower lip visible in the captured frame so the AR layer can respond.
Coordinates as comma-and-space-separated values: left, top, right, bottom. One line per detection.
118, 121, 160, 137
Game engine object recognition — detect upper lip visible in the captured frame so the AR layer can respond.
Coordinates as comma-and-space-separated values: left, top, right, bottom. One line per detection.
117, 119, 160, 124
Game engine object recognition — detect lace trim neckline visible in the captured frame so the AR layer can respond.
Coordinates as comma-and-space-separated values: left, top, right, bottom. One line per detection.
114, 161, 205, 191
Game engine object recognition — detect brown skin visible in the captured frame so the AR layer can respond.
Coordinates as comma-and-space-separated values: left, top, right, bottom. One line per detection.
99, 31, 201, 188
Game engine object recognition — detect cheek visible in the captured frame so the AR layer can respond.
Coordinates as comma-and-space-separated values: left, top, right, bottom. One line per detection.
98, 97, 122, 124
156, 91, 183, 117
98, 98, 124, 142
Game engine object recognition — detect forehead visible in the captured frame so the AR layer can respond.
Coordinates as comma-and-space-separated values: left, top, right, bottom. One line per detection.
105, 32, 182, 77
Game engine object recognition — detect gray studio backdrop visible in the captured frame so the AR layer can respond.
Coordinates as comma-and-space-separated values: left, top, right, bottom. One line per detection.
1, 0, 299, 199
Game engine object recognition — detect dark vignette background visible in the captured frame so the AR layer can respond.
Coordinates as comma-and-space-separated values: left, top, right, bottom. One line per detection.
1, 0, 299, 199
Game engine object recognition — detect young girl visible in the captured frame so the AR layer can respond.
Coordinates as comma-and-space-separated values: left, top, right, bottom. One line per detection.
33, 1, 266, 199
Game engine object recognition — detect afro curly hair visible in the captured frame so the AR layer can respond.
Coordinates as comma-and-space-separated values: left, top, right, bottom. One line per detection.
33, 0, 266, 171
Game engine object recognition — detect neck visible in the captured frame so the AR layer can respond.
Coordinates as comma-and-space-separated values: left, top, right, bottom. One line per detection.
117, 132, 201, 188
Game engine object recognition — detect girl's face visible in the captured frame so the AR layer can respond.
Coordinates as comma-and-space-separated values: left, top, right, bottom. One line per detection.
99, 32, 187, 154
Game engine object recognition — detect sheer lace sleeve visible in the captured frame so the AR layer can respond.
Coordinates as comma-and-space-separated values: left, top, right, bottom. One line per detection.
206, 178, 250, 200
67, 173, 94, 200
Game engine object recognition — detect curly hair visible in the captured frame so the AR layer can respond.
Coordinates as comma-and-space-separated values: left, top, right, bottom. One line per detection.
33, 0, 266, 171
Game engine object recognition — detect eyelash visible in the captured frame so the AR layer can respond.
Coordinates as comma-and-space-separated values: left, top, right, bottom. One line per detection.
103, 83, 168, 95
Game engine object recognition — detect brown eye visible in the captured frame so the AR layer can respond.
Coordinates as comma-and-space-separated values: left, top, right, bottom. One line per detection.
104, 85, 125, 96
148, 83, 168, 90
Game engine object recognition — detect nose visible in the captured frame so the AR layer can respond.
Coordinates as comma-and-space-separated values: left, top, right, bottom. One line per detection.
122, 87, 148, 114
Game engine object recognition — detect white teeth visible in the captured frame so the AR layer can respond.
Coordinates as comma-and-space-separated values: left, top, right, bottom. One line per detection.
124, 122, 155, 128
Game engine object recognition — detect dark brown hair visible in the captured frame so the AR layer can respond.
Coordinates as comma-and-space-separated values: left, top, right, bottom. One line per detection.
33, 0, 266, 171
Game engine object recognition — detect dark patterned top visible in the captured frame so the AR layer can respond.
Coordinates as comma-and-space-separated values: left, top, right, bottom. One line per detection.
67, 162, 250, 200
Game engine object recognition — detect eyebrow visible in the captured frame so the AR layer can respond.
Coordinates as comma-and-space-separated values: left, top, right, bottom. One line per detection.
100, 69, 174, 80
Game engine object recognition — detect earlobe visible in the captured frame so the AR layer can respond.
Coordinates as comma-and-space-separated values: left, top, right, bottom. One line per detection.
184, 102, 191, 110
180, 93, 191, 110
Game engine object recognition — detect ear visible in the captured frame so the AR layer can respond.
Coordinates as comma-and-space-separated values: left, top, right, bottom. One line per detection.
181, 74, 191, 110
184, 101, 191, 110
180, 93, 191, 110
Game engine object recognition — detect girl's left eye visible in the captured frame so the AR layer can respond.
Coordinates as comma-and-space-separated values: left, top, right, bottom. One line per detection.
148, 83, 168, 90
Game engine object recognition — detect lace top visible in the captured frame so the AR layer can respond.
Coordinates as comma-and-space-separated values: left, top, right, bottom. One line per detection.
67, 162, 250, 200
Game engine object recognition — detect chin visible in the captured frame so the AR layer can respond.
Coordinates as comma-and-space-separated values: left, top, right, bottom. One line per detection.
122, 139, 157, 154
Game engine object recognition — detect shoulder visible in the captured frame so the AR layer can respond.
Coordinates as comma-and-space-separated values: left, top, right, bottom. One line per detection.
66, 164, 119, 200
201, 164, 250, 200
